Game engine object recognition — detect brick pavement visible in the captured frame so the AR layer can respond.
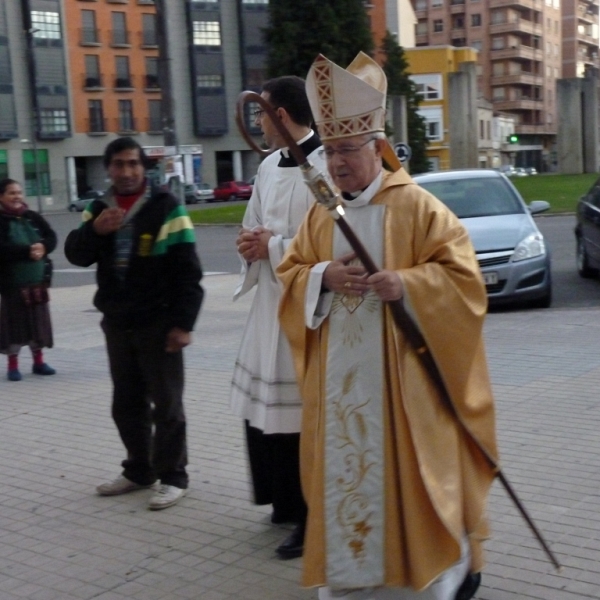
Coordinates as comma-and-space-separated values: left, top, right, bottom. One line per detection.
0, 274, 599, 599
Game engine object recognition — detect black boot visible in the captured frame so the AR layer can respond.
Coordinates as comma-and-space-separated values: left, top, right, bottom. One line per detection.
275, 522, 305, 559
455, 572, 481, 600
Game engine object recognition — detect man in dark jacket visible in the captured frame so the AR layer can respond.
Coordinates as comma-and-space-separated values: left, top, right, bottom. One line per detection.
65, 137, 203, 510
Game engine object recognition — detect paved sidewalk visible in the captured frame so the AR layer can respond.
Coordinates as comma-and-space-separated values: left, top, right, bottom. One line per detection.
0, 275, 599, 600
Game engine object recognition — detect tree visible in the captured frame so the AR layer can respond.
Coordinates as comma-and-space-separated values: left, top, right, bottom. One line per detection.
381, 32, 430, 174
264, 0, 374, 78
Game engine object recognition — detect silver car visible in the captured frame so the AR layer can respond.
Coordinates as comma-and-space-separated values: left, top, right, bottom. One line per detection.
413, 169, 552, 308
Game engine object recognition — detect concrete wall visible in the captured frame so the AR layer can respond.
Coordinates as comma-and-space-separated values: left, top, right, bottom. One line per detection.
556, 78, 599, 174
448, 62, 478, 169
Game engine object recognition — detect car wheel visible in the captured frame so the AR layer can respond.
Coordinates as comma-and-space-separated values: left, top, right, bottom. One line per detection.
576, 236, 597, 278
68, 204, 77, 212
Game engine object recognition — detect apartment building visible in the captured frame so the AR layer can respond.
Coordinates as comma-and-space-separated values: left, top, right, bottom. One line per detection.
411, 0, 574, 171
561, 0, 599, 78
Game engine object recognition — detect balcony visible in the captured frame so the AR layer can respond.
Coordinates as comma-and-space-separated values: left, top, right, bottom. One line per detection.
80, 27, 101, 46
493, 98, 543, 111
489, 0, 542, 11
111, 30, 131, 48
86, 118, 107, 135
577, 30, 598, 46
115, 118, 138, 134
144, 74, 161, 91
83, 75, 104, 90
114, 75, 135, 90
490, 72, 540, 85
517, 124, 556, 135
139, 31, 158, 48
146, 118, 162, 134
490, 19, 542, 35
490, 45, 540, 61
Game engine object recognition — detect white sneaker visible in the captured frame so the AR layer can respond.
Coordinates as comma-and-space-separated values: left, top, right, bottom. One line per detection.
96, 475, 157, 496
148, 484, 186, 510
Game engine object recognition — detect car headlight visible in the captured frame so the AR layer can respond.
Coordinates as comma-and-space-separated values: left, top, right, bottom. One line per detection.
512, 233, 546, 262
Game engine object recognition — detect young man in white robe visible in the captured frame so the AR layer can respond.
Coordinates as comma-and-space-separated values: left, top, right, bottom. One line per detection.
230, 76, 325, 559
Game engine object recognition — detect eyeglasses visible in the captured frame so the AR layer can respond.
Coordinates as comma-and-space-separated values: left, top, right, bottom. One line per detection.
318, 138, 377, 159
252, 108, 266, 119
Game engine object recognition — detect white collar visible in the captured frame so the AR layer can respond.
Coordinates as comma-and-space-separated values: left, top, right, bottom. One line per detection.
340, 171, 383, 208
280, 130, 314, 158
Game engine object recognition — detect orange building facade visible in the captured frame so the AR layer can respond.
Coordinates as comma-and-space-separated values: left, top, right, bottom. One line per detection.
66, 0, 161, 139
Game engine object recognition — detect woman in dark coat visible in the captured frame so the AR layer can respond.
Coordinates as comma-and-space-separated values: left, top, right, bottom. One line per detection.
0, 178, 56, 381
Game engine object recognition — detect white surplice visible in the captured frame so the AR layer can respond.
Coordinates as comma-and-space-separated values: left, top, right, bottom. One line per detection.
230, 137, 324, 434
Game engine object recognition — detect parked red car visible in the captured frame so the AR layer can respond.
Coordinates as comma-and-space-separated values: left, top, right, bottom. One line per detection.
212, 181, 253, 201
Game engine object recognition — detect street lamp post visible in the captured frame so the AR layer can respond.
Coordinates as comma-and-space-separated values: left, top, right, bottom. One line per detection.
22, 18, 43, 213
154, 0, 184, 203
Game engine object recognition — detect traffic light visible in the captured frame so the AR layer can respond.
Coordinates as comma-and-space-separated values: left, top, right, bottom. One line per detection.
506, 134, 519, 144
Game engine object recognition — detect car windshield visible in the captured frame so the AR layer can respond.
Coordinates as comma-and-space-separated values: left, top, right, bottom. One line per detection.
418, 177, 525, 218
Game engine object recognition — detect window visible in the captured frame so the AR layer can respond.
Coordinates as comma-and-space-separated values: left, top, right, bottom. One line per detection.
112, 12, 129, 45
411, 74, 443, 100
39, 110, 68, 134
115, 56, 131, 87
81, 10, 98, 44
479, 119, 484, 139
486, 121, 491, 140
145, 57, 159, 88
491, 37, 504, 50
31, 11, 61, 39
492, 62, 504, 75
416, 21, 428, 35
415, 0, 427, 8
492, 87, 505, 100
142, 14, 157, 46
23, 149, 51, 196
433, 20, 443, 32
453, 16, 464, 29
118, 100, 135, 131
490, 11, 504, 24
84, 55, 101, 87
471, 14, 481, 26
471, 40, 482, 51
148, 99, 161, 132
193, 21, 221, 46
431, 0, 443, 6
418, 107, 443, 141
196, 74, 223, 88
88, 99, 105, 132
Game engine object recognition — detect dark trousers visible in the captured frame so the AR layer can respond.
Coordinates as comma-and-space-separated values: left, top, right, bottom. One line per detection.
102, 317, 188, 489
245, 421, 307, 525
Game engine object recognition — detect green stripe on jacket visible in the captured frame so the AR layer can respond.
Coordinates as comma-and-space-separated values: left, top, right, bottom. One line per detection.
151, 206, 196, 256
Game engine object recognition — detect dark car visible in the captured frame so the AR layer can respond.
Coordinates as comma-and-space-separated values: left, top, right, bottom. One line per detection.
575, 176, 600, 278
68, 189, 104, 212
213, 181, 253, 201
413, 169, 552, 308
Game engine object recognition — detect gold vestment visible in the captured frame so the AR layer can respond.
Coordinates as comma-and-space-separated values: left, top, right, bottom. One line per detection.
277, 168, 499, 590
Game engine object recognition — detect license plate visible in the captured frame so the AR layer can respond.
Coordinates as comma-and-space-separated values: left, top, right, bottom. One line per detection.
483, 272, 498, 285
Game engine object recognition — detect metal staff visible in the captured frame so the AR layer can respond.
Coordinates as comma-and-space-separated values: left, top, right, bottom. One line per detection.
236, 91, 562, 572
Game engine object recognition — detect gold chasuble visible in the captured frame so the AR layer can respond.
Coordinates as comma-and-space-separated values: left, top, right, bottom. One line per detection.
277, 168, 499, 592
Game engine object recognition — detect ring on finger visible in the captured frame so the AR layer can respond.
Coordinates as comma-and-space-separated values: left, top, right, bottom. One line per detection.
344, 281, 351, 289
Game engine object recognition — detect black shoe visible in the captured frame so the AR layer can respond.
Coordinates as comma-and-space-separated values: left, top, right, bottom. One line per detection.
271, 511, 296, 524
275, 523, 305, 560
455, 572, 481, 600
